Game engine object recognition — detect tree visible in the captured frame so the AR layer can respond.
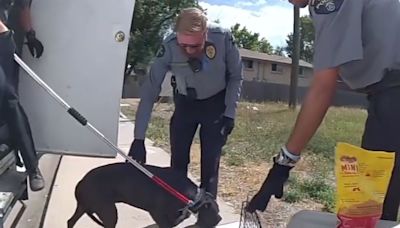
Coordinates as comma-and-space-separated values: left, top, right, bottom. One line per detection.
285, 16, 314, 63
258, 38, 273, 54
230, 23, 273, 54
125, 0, 199, 75
230, 23, 260, 51
273, 46, 286, 56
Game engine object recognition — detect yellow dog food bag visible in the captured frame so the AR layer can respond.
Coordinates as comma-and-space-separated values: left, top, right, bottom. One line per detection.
335, 143, 395, 228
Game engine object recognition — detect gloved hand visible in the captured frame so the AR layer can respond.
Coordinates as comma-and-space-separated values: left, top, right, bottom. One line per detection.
246, 147, 300, 213
127, 139, 147, 164
246, 163, 292, 212
25, 30, 44, 58
220, 116, 234, 137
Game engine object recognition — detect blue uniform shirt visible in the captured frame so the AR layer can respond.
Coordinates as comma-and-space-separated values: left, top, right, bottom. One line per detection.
134, 24, 243, 140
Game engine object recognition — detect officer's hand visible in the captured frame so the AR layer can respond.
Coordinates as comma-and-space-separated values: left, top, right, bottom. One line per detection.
245, 163, 291, 212
245, 147, 299, 213
127, 139, 147, 164
25, 30, 44, 58
220, 116, 234, 137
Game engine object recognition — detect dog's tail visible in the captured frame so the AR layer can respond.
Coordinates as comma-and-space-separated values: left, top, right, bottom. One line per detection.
86, 212, 104, 227
68, 204, 104, 228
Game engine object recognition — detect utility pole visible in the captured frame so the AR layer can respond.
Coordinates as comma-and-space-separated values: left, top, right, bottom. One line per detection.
289, 6, 301, 109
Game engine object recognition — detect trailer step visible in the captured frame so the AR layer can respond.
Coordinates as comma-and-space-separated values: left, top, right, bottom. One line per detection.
0, 192, 14, 216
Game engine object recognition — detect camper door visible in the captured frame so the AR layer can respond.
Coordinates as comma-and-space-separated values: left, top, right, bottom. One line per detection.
18, 0, 136, 157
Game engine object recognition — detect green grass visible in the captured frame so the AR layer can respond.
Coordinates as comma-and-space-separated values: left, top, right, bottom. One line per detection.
121, 106, 170, 148
121, 100, 367, 211
285, 174, 336, 212
224, 102, 367, 169
306, 108, 366, 164
146, 116, 170, 148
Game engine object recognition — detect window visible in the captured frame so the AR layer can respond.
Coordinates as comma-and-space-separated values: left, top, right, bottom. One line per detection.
271, 63, 283, 73
271, 63, 277, 71
299, 67, 304, 76
243, 60, 254, 69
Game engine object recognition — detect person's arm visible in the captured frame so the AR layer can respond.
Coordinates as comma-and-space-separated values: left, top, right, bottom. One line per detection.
19, 6, 32, 32
224, 31, 243, 119
14, 0, 44, 58
284, 0, 365, 156
286, 68, 339, 155
14, 0, 32, 32
133, 43, 171, 140
246, 0, 366, 213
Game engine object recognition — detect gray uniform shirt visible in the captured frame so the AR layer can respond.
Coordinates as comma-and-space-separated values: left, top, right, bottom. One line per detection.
311, 0, 400, 89
134, 24, 243, 140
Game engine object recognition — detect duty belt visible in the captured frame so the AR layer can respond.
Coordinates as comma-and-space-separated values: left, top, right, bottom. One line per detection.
357, 69, 400, 95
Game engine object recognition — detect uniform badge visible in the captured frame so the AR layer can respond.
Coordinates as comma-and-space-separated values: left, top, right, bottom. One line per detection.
205, 43, 216, 59
312, 0, 343, 14
156, 44, 165, 58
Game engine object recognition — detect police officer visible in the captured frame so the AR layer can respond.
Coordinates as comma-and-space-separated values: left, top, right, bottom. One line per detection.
0, 0, 44, 191
1, 0, 43, 87
246, 0, 400, 221
128, 7, 243, 201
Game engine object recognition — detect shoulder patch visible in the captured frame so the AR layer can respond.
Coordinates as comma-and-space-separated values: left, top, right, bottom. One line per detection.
156, 44, 165, 58
312, 0, 343, 14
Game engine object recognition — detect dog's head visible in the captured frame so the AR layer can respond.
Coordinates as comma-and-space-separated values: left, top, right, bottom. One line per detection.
195, 193, 222, 227
171, 193, 221, 227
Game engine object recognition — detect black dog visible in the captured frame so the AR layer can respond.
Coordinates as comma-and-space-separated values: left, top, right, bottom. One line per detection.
67, 163, 222, 228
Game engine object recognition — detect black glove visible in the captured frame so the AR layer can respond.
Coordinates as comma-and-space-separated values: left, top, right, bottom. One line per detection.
246, 147, 300, 213
246, 162, 292, 212
127, 139, 147, 164
25, 30, 44, 58
220, 116, 234, 137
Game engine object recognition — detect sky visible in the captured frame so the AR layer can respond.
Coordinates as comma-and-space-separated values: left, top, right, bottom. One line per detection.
199, 0, 310, 48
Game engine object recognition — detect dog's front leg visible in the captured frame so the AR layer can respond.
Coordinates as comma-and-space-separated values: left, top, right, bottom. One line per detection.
149, 212, 175, 228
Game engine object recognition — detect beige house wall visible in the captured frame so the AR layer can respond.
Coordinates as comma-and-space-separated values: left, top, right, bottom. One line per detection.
242, 58, 313, 87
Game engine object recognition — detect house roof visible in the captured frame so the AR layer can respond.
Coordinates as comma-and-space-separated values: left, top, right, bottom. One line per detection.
239, 48, 313, 68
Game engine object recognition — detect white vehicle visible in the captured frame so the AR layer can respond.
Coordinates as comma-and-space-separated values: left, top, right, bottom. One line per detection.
0, 0, 136, 226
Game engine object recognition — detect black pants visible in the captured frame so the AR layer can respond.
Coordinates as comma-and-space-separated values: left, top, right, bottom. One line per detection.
361, 84, 400, 221
170, 90, 227, 198
0, 31, 38, 173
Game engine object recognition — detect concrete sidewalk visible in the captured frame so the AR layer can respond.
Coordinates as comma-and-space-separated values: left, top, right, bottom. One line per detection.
42, 118, 239, 228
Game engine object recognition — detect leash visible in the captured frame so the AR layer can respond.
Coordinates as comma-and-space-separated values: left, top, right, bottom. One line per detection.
13, 53, 204, 212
